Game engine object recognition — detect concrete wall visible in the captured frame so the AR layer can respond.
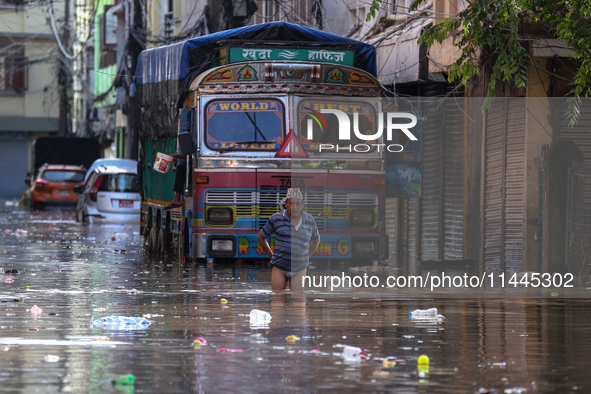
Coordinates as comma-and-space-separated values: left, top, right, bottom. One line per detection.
0, 5, 61, 122
323, 0, 357, 36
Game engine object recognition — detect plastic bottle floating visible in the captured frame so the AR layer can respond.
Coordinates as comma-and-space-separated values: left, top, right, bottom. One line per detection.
409, 308, 445, 321
91, 316, 151, 330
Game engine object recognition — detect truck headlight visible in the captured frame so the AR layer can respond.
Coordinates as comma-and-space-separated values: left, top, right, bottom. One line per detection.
353, 240, 375, 254
352, 237, 378, 258
351, 210, 375, 226
211, 239, 234, 252
207, 208, 233, 225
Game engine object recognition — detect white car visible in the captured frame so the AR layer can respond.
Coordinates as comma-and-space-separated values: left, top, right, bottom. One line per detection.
74, 161, 141, 225
84, 158, 138, 183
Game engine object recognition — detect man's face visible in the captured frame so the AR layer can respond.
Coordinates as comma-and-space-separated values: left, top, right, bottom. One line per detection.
285, 198, 303, 217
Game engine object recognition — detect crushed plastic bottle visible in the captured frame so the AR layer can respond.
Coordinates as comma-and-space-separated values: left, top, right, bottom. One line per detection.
409, 308, 438, 318
249, 309, 272, 329
91, 315, 151, 330
342, 345, 363, 362
409, 308, 446, 321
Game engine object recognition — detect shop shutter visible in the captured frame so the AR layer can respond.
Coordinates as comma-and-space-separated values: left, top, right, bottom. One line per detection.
483, 100, 526, 273
504, 104, 526, 273
443, 100, 465, 260
420, 106, 443, 260
0, 134, 29, 200
385, 197, 397, 264
483, 102, 506, 272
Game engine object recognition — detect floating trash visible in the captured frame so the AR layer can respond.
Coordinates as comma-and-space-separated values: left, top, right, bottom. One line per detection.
249, 309, 272, 329
91, 316, 151, 330
418, 355, 430, 365
342, 345, 363, 362
28, 305, 42, 315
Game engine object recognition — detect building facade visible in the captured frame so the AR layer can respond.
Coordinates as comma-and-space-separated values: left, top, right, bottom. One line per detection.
0, 0, 63, 199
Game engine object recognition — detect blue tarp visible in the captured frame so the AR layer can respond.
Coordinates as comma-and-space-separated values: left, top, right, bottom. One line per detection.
136, 21, 376, 86
134, 22, 377, 140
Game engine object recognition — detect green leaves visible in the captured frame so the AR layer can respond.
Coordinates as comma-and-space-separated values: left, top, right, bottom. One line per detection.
407, 0, 591, 118
365, 0, 383, 22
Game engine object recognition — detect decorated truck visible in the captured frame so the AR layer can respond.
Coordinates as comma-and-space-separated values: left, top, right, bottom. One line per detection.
135, 22, 388, 264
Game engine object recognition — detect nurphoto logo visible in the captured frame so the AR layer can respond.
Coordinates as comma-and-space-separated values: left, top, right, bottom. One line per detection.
304, 109, 418, 153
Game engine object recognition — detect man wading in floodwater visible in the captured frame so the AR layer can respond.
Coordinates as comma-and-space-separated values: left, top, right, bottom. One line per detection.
257, 188, 321, 291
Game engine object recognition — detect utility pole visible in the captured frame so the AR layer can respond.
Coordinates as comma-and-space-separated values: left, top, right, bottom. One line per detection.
57, 0, 71, 136
127, 0, 146, 159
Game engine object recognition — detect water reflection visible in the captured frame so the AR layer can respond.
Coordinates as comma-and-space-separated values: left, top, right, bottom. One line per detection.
0, 208, 590, 392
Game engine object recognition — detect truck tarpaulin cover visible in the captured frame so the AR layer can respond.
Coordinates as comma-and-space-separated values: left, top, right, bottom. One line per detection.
134, 21, 377, 140
34, 137, 101, 176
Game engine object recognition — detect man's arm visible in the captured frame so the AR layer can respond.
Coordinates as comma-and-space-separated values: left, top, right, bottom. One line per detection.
309, 237, 320, 258
257, 232, 273, 259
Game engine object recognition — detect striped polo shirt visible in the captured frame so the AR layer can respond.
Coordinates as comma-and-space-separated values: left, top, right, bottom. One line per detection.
260, 210, 320, 273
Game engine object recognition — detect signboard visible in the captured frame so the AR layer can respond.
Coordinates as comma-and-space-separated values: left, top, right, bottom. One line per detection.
386, 162, 421, 198
221, 47, 355, 66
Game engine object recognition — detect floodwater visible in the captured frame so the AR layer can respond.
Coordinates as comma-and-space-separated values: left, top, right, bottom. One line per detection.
1, 207, 590, 393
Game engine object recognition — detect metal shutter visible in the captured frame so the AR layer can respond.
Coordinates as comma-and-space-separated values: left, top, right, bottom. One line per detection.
484, 102, 506, 272
443, 100, 465, 260
483, 100, 526, 273
385, 197, 397, 265
420, 106, 443, 260
504, 104, 526, 273
0, 134, 30, 200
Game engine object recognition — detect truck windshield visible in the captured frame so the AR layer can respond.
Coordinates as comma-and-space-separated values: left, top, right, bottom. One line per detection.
205, 99, 284, 151
297, 99, 378, 153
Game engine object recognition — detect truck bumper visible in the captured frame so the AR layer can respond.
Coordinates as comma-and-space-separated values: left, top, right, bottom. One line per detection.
192, 233, 388, 261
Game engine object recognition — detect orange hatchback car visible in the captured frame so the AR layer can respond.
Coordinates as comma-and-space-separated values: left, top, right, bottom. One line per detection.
26, 164, 86, 209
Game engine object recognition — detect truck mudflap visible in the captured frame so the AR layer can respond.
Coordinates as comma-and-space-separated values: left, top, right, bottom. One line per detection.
192, 233, 388, 261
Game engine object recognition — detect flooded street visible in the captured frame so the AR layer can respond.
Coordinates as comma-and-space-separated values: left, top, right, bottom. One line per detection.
1, 207, 590, 393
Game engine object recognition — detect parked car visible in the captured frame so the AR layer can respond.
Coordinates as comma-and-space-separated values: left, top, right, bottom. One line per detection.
74, 161, 141, 224
84, 158, 138, 183
25, 164, 86, 210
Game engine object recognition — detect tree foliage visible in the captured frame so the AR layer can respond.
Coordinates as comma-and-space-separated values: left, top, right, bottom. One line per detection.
366, 0, 591, 120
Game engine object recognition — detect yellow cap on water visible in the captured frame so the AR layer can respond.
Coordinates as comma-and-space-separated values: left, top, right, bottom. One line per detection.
417, 355, 430, 365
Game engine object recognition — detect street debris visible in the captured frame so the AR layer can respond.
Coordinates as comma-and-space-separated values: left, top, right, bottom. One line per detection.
44, 355, 60, 362
249, 309, 272, 329
91, 316, 151, 330
342, 345, 364, 362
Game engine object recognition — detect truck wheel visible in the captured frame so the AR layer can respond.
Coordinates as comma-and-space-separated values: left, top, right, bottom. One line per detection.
148, 227, 158, 254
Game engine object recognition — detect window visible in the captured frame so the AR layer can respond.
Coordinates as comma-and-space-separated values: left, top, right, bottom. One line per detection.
98, 174, 140, 193
41, 171, 86, 183
205, 99, 285, 151
1, 44, 28, 92
297, 98, 379, 152
99, 5, 117, 68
